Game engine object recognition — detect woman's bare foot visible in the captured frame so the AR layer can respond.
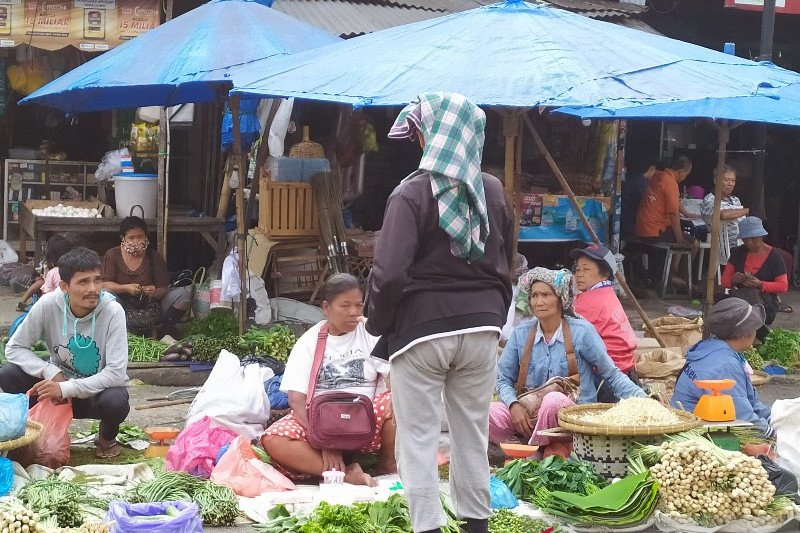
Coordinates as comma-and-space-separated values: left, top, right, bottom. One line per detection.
344, 463, 377, 486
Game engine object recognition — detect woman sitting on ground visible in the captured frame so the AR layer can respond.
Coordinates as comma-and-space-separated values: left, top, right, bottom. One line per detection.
671, 298, 772, 438
570, 243, 642, 402
101, 216, 190, 337
489, 267, 646, 458
261, 274, 396, 487
18, 235, 74, 310
720, 217, 787, 341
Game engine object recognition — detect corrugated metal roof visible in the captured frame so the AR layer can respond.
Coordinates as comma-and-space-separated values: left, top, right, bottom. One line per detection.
272, 0, 656, 38
272, 0, 447, 37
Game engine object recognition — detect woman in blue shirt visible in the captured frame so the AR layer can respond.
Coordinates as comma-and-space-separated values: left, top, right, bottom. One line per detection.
489, 268, 646, 458
671, 298, 772, 437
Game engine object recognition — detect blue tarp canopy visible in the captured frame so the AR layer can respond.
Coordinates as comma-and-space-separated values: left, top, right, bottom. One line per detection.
20, 0, 340, 113
230, 0, 800, 114
555, 82, 800, 125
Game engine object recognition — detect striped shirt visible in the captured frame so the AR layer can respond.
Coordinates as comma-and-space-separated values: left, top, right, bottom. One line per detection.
701, 193, 743, 264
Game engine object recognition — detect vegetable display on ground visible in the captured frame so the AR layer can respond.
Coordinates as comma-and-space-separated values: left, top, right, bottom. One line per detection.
488, 509, 560, 533
495, 455, 608, 504
127, 334, 167, 363
629, 432, 777, 526
757, 328, 800, 368
0, 498, 45, 533
237, 324, 297, 363
18, 477, 108, 528
127, 471, 239, 526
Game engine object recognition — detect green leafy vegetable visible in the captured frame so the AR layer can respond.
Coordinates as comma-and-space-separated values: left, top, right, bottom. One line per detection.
495, 455, 607, 504
188, 311, 239, 337
237, 325, 297, 363
182, 333, 242, 362
758, 328, 800, 367
488, 509, 561, 533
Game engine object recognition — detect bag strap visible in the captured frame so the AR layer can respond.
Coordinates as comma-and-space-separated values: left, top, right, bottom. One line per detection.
193, 267, 207, 285
515, 324, 538, 396
562, 319, 579, 381
515, 318, 580, 396
306, 322, 329, 406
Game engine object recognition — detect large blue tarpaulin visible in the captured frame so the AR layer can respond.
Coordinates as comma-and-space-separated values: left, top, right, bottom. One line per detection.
229, 0, 800, 122
20, 0, 339, 113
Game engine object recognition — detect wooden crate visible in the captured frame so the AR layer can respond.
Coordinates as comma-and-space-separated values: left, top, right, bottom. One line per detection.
259, 175, 318, 238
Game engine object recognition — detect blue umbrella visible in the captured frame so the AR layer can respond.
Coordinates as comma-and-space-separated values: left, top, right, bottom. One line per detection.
230, 0, 800, 112
20, 0, 340, 113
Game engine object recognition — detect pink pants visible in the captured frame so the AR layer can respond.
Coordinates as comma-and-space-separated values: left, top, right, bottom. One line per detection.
489, 391, 576, 446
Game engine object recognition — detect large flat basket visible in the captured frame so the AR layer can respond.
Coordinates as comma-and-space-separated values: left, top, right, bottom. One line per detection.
0, 421, 43, 452
558, 403, 700, 436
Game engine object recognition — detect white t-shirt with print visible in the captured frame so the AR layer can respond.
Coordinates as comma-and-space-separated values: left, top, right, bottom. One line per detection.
280, 321, 389, 399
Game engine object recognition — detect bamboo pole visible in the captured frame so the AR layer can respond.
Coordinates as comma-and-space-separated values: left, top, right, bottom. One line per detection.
522, 112, 668, 348
502, 111, 520, 260
231, 96, 248, 335
216, 155, 234, 218
703, 122, 731, 337
157, 107, 167, 258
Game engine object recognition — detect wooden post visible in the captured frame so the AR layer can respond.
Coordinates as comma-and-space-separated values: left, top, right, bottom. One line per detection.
502, 112, 520, 258
521, 112, 668, 348
703, 122, 731, 337
231, 96, 248, 335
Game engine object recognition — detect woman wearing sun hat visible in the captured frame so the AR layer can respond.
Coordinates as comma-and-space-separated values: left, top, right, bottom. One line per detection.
721, 217, 788, 341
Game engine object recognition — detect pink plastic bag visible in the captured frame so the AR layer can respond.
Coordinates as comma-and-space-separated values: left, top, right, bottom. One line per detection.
210, 436, 295, 497
9, 398, 72, 469
166, 416, 237, 479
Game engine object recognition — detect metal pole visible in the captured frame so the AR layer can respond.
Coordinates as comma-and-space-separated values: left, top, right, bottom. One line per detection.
750, 0, 777, 219
231, 96, 248, 335
703, 122, 731, 338
522, 113, 668, 348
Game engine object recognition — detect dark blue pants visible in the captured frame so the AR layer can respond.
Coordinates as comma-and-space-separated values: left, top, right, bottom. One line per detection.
0, 363, 130, 441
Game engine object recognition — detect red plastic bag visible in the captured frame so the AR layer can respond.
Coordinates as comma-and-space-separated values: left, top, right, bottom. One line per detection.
9, 398, 72, 469
166, 416, 237, 479
210, 436, 295, 497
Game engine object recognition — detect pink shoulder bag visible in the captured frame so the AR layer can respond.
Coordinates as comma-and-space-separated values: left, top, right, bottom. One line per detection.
306, 323, 376, 451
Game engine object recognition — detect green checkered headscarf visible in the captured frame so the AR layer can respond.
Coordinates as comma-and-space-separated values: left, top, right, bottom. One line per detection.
389, 92, 490, 262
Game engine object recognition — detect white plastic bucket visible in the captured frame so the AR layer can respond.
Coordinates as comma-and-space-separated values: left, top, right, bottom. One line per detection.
113, 173, 157, 219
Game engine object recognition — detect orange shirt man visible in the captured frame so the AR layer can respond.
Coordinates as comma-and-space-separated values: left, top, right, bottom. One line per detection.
636, 156, 692, 244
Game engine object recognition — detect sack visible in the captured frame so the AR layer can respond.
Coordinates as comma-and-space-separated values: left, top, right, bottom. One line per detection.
758, 455, 799, 504
490, 475, 519, 509
209, 436, 294, 497
186, 351, 273, 440
0, 262, 18, 286
0, 240, 18, 264
635, 348, 685, 379
105, 500, 203, 533
517, 377, 578, 423
0, 392, 28, 441
191, 268, 211, 319
771, 398, 800, 482
165, 416, 238, 479
10, 264, 37, 294
9, 398, 72, 469
306, 324, 376, 451
644, 316, 703, 355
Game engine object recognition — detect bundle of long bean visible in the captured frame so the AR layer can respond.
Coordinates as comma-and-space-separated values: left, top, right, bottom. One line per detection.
18, 478, 99, 528
127, 334, 167, 363
192, 483, 240, 526
127, 471, 240, 526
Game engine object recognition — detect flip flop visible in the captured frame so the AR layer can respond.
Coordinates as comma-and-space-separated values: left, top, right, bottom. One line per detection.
779, 305, 793, 313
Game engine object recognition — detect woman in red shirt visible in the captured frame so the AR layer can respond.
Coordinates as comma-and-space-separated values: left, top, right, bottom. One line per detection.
721, 217, 787, 341
570, 244, 641, 402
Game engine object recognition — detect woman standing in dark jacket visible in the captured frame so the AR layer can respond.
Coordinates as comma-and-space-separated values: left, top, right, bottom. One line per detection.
367, 92, 513, 533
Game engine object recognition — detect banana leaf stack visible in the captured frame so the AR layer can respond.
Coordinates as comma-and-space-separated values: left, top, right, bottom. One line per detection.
534, 471, 659, 527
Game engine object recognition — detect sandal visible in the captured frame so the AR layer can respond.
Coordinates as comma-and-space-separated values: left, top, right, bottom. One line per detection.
779, 305, 793, 313
17, 301, 27, 312
94, 436, 121, 459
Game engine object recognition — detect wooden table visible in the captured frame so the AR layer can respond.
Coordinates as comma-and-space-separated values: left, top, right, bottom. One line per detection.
19, 211, 227, 265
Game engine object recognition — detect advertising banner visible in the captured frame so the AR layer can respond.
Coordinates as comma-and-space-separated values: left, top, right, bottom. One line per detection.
0, 0, 160, 51
724, 0, 800, 15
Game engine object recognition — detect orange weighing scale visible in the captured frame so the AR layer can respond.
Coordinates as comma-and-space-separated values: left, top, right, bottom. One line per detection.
499, 443, 539, 464
693, 379, 736, 422
144, 426, 180, 459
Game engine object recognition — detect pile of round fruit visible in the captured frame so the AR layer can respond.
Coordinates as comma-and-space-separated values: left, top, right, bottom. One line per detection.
31, 204, 102, 218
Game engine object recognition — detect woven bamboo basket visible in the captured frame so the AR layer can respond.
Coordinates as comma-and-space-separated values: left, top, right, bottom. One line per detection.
289, 126, 324, 159
558, 403, 700, 480
0, 421, 43, 453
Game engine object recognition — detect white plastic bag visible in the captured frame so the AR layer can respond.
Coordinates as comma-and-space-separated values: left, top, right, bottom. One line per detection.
95, 148, 131, 182
186, 351, 273, 440
0, 240, 18, 265
771, 397, 800, 481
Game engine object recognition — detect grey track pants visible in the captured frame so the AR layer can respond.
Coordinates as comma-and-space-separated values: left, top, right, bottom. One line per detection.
390, 331, 499, 532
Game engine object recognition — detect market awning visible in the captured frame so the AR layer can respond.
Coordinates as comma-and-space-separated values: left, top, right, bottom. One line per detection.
230, 0, 800, 109
19, 0, 341, 113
